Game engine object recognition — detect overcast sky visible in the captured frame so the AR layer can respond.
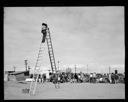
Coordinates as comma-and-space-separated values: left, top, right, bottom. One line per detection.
4, 7, 124, 73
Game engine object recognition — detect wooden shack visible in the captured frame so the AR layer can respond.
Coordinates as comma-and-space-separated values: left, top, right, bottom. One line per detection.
8, 71, 29, 81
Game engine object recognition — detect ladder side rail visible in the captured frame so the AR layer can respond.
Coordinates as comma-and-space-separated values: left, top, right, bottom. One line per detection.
48, 51, 54, 72
46, 41, 56, 73
47, 29, 57, 72
47, 47, 56, 72
29, 43, 43, 95
46, 31, 56, 72
34, 43, 43, 70
46, 34, 53, 72
31, 72, 40, 95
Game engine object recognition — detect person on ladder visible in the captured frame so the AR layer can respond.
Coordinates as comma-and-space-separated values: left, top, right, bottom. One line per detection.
41, 23, 48, 43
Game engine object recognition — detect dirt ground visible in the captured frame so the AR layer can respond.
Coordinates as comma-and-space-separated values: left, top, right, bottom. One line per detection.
4, 81, 125, 99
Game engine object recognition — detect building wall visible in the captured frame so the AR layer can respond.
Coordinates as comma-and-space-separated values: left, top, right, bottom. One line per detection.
4, 73, 9, 81
8, 72, 30, 81
8, 75, 16, 81
15, 73, 25, 81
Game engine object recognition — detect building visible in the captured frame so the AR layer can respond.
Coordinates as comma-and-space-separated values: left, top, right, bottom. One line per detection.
4, 71, 29, 81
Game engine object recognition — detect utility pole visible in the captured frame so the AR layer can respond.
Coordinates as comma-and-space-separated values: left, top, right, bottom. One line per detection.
28, 66, 30, 71
48, 69, 51, 73
87, 64, 88, 74
58, 61, 60, 71
13, 66, 16, 72
75, 65, 76, 73
24, 60, 28, 71
109, 66, 111, 74
28, 66, 31, 76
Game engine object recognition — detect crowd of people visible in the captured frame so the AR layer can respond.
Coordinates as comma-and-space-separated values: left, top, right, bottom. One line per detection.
30, 71, 125, 84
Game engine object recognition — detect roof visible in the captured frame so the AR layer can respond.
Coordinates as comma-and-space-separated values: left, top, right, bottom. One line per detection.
10, 71, 29, 75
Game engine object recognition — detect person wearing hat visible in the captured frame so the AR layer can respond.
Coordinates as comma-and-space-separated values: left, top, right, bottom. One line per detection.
41, 23, 48, 43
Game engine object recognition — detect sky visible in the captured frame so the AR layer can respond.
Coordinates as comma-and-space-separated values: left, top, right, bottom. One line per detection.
4, 7, 124, 73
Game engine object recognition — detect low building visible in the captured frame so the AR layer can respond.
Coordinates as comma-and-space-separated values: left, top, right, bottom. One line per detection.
7, 71, 29, 81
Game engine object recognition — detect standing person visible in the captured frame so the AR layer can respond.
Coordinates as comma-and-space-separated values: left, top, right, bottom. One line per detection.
78, 74, 81, 83
38, 74, 41, 83
52, 73, 60, 88
41, 23, 48, 43
109, 73, 112, 83
43, 74, 46, 83
93, 72, 96, 83
70, 73, 73, 83
111, 73, 115, 84
74, 73, 78, 83
114, 74, 119, 84
40, 74, 42, 83
90, 73, 93, 83
58, 74, 60, 83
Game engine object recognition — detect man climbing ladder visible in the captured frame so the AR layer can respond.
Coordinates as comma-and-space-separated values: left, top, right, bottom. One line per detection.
29, 23, 59, 96
41, 23, 47, 43
41, 23, 60, 88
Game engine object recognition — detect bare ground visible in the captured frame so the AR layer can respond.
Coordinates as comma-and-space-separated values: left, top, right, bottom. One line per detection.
4, 81, 125, 99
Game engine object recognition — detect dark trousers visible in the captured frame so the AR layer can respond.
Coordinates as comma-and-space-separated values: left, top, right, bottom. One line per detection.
42, 34, 46, 43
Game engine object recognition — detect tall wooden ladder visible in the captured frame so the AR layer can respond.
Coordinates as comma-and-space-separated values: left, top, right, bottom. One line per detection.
46, 28, 57, 73
29, 24, 57, 96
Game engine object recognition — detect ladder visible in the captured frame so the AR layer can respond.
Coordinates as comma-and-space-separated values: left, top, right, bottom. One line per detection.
29, 24, 57, 95
46, 28, 57, 73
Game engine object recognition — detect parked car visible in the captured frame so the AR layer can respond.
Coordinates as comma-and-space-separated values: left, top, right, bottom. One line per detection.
25, 78, 35, 82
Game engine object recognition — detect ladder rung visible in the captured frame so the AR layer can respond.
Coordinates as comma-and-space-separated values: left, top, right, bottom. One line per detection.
48, 45, 52, 47
48, 44, 52, 46
49, 53, 53, 55
47, 41, 51, 43
47, 38, 51, 40
51, 63, 55, 66
50, 57, 55, 60
48, 47, 52, 50
49, 55, 54, 57
48, 46, 52, 48
50, 56, 54, 59
49, 52, 53, 55
51, 62, 55, 65
47, 36, 51, 38
48, 50, 53, 51
50, 58, 55, 61
49, 50, 53, 52
47, 38, 51, 42
50, 59, 55, 62
48, 48, 52, 50
50, 54, 54, 56
51, 64, 55, 66
52, 66, 56, 68
47, 43, 52, 45
47, 39, 51, 41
